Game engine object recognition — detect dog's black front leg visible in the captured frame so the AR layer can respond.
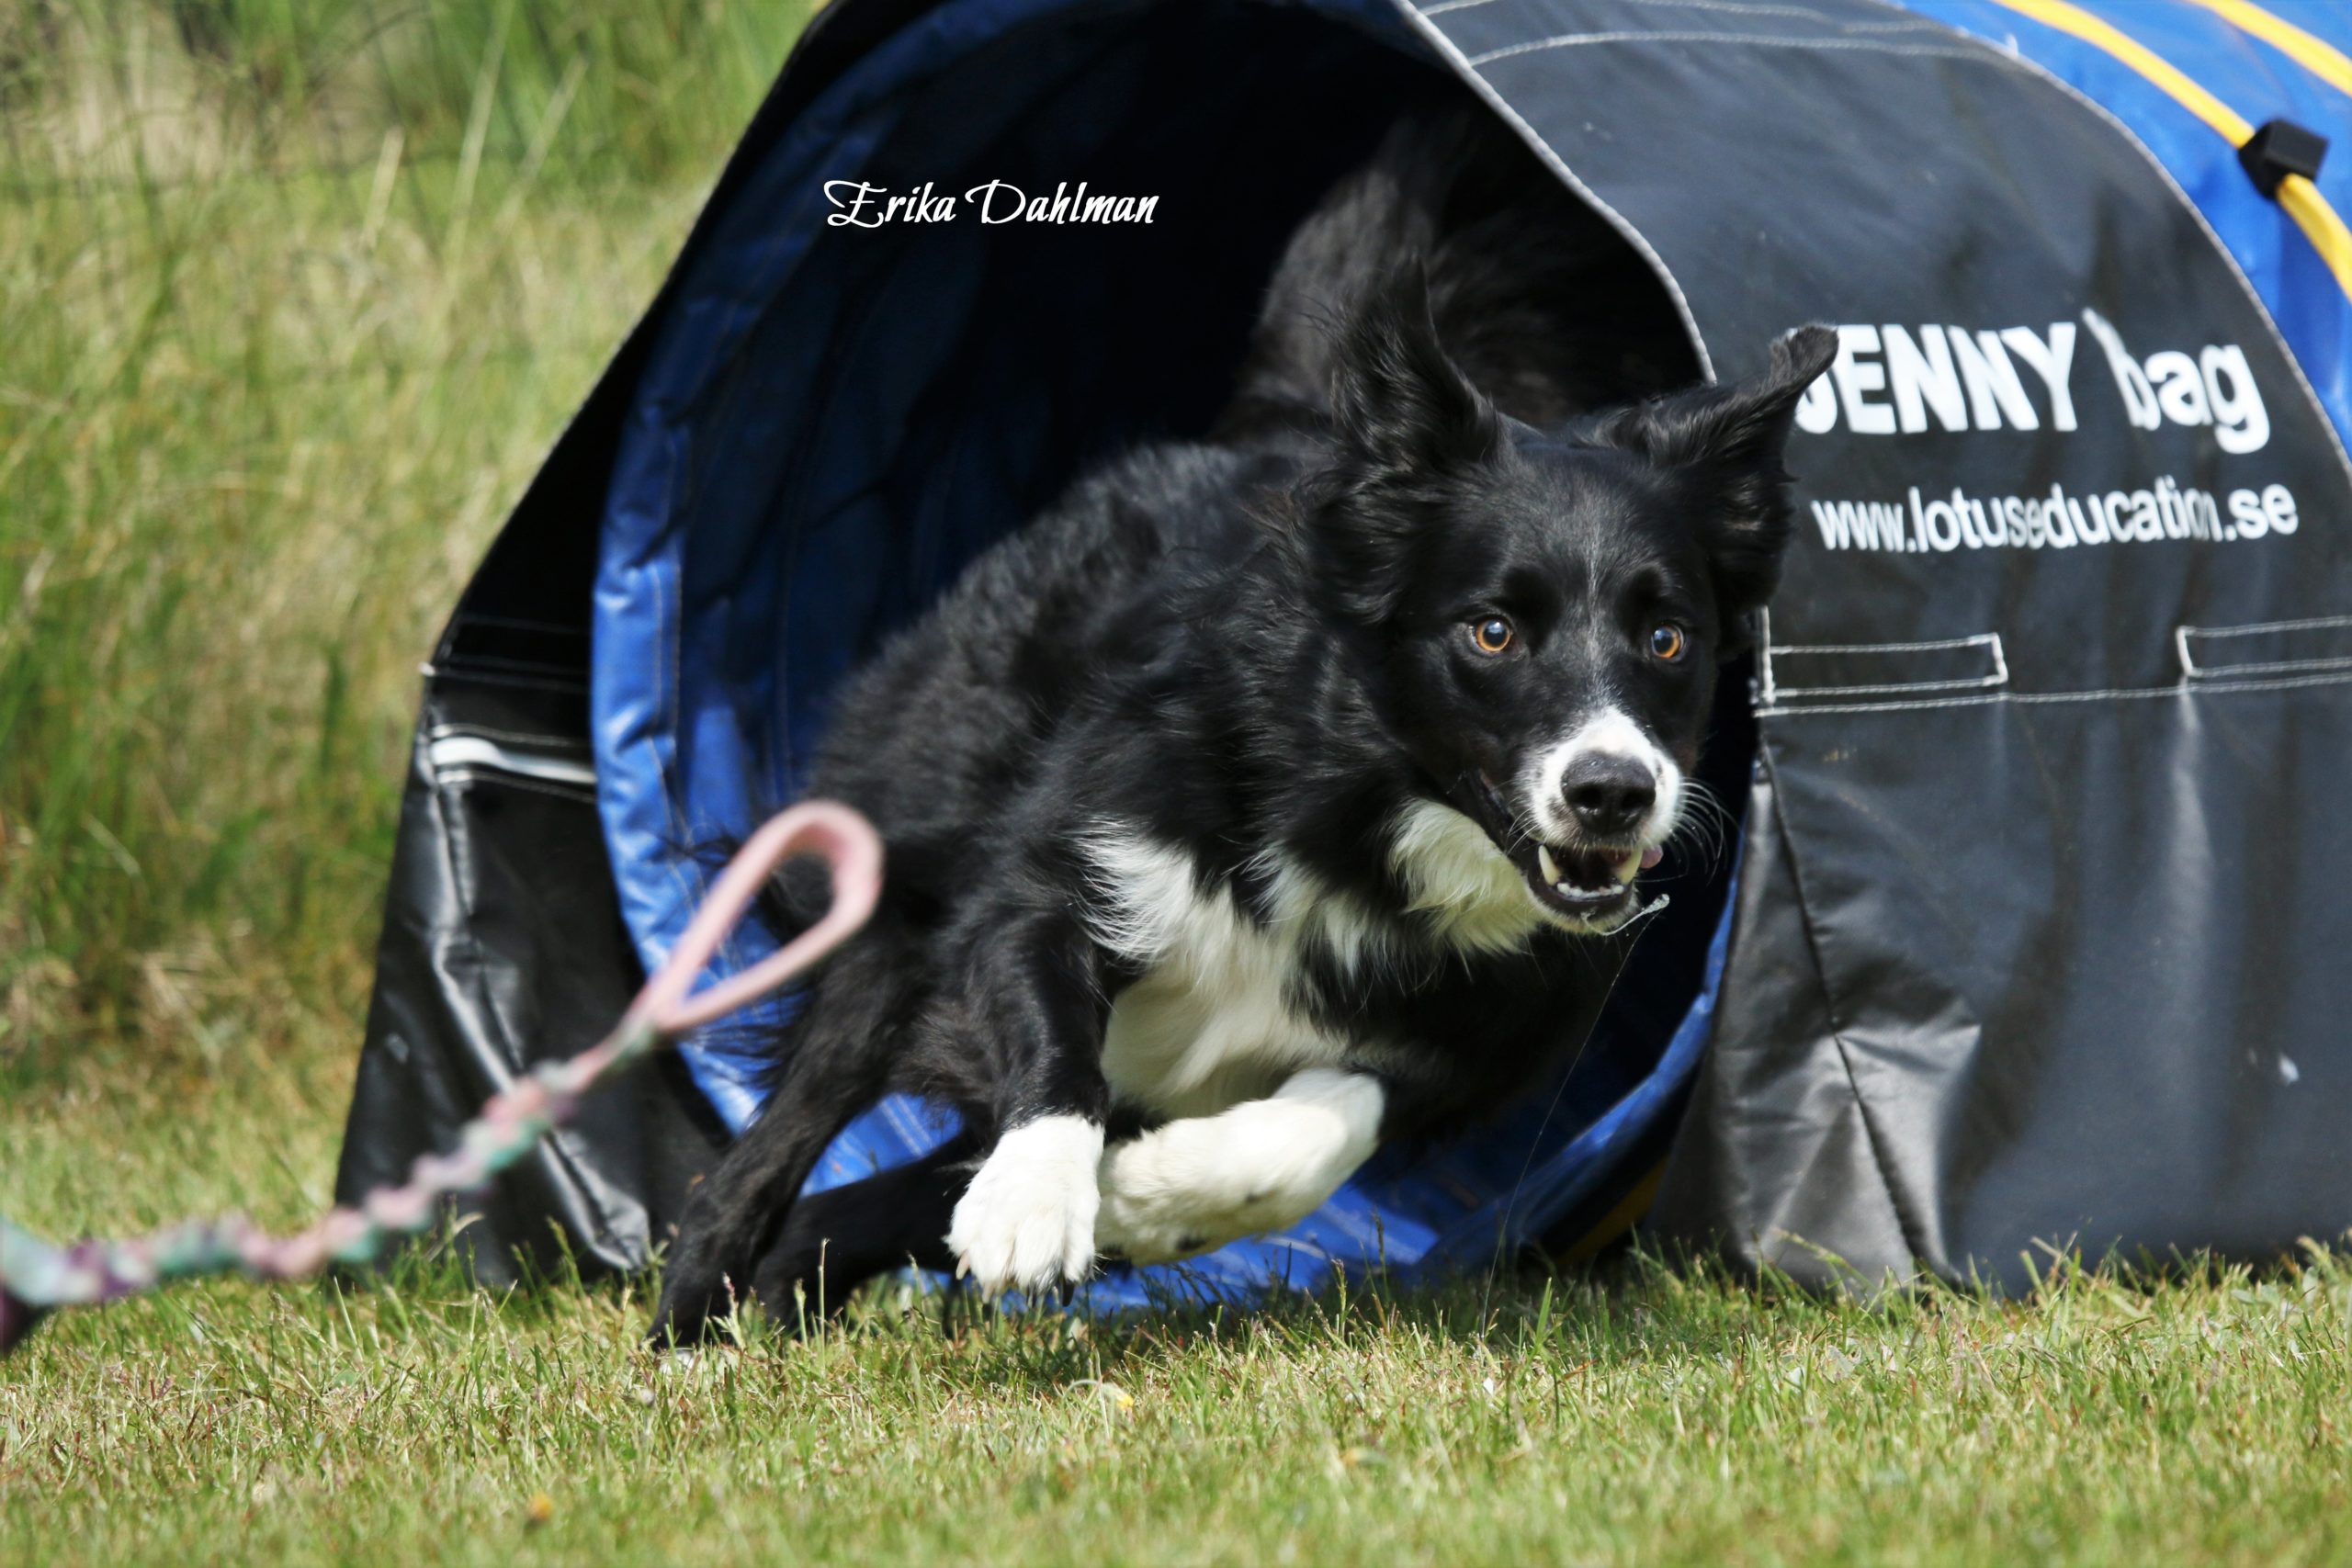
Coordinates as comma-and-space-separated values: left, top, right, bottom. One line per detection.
940, 905, 1116, 1297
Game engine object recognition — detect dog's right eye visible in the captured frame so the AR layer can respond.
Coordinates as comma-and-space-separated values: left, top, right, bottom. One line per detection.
1469, 616, 1514, 655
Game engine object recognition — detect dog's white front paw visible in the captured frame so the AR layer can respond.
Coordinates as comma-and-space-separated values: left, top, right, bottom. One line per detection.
947, 1115, 1104, 1296
1097, 1069, 1384, 1264
1095, 1118, 1254, 1262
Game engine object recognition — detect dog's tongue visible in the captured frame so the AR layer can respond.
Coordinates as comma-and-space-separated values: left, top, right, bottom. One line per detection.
1641, 847, 1664, 870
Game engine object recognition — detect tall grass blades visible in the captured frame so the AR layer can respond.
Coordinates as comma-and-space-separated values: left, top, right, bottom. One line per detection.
0, 3, 806, 1110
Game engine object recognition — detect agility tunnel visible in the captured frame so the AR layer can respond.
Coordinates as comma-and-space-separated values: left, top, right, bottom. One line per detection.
336, 0, 2352, 1297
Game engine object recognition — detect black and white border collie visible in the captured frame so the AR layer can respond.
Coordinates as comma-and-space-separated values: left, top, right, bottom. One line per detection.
650, 116, 1834, 1342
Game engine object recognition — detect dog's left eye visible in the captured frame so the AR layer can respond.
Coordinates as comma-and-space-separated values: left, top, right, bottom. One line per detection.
1648, 624, 1687, 661
1469, 616, 1515, 655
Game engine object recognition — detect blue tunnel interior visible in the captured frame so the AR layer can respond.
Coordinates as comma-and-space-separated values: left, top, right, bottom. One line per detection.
591, 0, 1750, 1303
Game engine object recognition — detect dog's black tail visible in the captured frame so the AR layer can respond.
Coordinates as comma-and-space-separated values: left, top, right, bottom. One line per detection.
647, 926, 919, 1345
1213, 106, 1701, 445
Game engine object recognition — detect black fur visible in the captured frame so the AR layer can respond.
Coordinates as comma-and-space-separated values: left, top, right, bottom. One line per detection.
650, 114, 1834, 1342
1215, 108, 1699, 442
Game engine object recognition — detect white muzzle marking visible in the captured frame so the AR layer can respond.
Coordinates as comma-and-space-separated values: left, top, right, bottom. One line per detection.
1523, 705, 1683, 850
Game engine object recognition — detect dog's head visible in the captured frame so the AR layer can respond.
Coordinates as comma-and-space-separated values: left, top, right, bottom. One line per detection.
1307, 266, 1834, 933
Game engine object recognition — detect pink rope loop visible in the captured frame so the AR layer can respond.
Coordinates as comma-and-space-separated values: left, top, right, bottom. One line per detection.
628, 799, 885, 1037
0, 799, 887, 1351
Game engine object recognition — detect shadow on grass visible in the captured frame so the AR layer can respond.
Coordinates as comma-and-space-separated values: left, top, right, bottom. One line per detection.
631, 1236, 1920, 1393
652, 1224, 2352, 1398
31, 1207, 2333, 1401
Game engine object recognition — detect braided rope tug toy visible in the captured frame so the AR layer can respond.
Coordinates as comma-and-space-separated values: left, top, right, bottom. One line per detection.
0, 801, 884, 1357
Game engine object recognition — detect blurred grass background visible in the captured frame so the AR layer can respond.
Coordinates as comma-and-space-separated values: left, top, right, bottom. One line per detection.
0, 0, 808, 1235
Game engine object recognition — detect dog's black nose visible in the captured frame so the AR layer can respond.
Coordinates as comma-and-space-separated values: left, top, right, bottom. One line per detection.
1564, 756, 1656, 837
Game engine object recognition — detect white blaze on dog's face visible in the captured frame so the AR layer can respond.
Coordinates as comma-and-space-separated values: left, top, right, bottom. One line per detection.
1310, 275, 1835, 935
1523, 705, 1685, 861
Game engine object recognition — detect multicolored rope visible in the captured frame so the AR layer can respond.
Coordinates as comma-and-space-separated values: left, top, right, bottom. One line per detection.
0, 800, 885, 1356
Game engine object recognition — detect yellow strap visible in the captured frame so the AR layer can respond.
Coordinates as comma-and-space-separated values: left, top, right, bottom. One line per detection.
1552, 1161, 1666, 1268
2280, 176, 2352, 287
1985, 0, 2352, 300
2188, 0, 2352, 102
1990, 0, 2250, 138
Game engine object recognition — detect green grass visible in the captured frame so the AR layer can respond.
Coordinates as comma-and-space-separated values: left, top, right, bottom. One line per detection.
0, 1, 811, 1054
5, 6, 2352, 1563
6, 1251, 2352, 1564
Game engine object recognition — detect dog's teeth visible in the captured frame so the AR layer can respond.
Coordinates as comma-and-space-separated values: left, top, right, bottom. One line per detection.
1614, 852, 1641, 885
1537, 844, 1561, 885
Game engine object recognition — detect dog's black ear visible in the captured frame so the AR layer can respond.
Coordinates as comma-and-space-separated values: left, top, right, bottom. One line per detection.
1314, 264, 1502, 623
1595, 324, 1836, 646
1329, 262, 1501, 476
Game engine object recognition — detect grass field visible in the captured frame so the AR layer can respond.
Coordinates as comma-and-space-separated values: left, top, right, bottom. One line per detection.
4, 5, 2351, 1563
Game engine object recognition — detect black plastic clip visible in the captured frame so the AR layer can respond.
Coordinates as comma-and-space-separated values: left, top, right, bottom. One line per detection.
2239, 118, 2329, 199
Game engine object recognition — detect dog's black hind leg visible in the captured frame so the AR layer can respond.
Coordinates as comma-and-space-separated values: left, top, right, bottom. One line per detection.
650, 1053, 883, 1346
743, 1129, 979, 1331
649, 937, 912, 1347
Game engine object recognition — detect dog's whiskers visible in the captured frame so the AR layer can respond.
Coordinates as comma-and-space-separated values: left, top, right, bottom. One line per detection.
1666, 779, 1737, 870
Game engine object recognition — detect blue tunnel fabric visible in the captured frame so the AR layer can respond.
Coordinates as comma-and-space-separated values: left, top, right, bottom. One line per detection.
593, 0, 2352, 1304
598, 0, 1427, 1131
596, 0, 1140, 1134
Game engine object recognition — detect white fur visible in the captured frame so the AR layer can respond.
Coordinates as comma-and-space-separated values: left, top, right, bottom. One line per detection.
1083, 829, 1361, 1118
1070, 815, 1571, 1261
1386, 796, 1550, 954
947, 1114, 1103, 1296
1096, 1068, 1385, 1262
1252, 844, 1393, 983
1523, 705, 1684, 847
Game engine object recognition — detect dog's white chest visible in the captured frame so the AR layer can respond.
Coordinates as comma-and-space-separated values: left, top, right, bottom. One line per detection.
1084, 830, 1352, 1119
1102, 956, 1340, 1119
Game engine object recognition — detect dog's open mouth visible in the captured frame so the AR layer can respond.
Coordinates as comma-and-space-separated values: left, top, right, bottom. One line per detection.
1463, 773, 1665, 923
1526, 840, 1654, 913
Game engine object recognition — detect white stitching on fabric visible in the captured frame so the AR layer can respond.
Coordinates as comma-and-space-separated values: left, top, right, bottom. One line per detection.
1766, 632, 2007, 698
1420, 0, 1944, 25
1463, 29, 1999, 68
425, 722, 594, 751
432, 769, 599, 806
1767, 676, 2005, 697
2177, 615, 2352, 678
1390, 0, 1718, 382
2182, 613, 2352, 637
1757, 667, 2352, 717
420, 663, 590, 696
1771, 633, 2003, 654
2188, 655, 2352, 680
427, 736, 599, 788
1627, 0, 1946, 29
